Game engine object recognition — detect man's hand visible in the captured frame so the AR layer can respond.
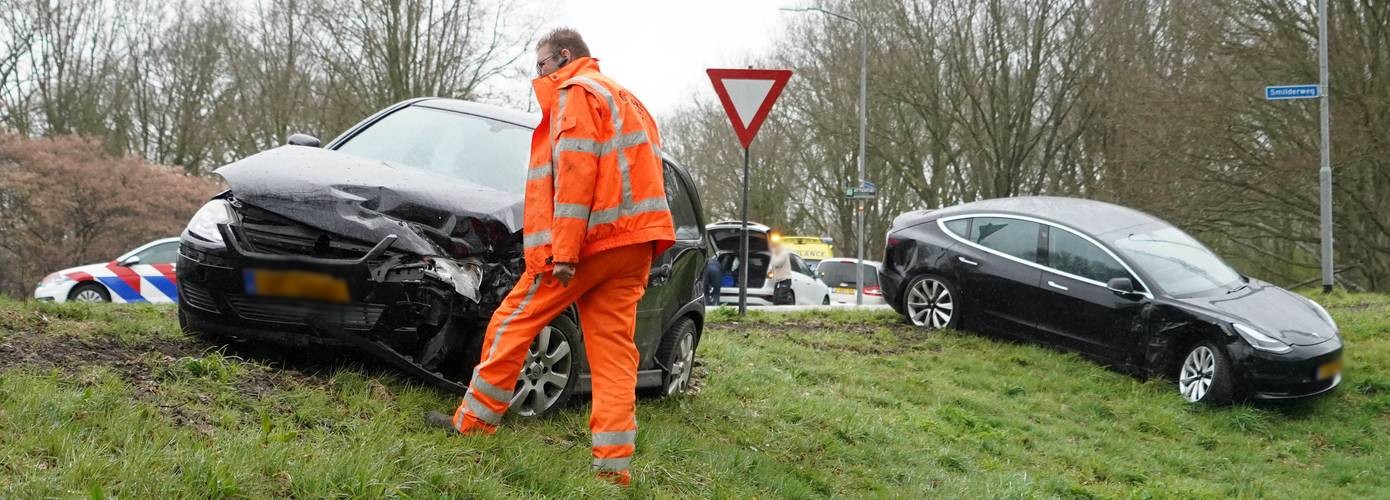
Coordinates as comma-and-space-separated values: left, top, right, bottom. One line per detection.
553, 263, 577, 286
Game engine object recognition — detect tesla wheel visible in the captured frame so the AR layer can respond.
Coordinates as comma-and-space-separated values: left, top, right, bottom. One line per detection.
1178, 341, 1235, 405
68, 282, 110, 303
513, 314, 579, 418
655, 317, 697, 397
903, 274, 959, 330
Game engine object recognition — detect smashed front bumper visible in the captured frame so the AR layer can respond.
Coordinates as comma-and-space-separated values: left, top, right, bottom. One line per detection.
177, 221, 510, 394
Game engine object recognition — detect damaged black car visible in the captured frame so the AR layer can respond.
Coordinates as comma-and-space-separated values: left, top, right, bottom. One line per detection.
880, 196, 1342, 404
177, 99, 709, 417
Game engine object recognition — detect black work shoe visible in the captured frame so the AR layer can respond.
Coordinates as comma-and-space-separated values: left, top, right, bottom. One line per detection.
425, 411, 456, 432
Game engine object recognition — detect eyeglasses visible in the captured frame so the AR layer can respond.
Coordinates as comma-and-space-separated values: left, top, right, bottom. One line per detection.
536, 53, 560, 75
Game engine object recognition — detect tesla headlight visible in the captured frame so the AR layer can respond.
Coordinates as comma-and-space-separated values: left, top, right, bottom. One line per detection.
186, 199, 232, 243
1232, 323, 1292, 354
1304, 298, 1338, 331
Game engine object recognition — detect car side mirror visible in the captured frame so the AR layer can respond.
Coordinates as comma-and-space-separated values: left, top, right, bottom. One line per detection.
287, 133, 321, 147
1107, 277, 1137, 296
118, 256, 141, 266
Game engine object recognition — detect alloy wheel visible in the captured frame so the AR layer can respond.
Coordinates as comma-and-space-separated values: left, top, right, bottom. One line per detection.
667, 332, 695, 395
1179, 346, 1217, 402
74, 289, 106, 303
906, 278, 954, 329
513, 326, 573, 416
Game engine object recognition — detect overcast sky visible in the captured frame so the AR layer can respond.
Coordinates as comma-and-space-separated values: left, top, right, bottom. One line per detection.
501, 1, 795, 119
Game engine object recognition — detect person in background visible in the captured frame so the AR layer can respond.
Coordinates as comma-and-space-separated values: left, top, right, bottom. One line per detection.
769, 239, 793, 305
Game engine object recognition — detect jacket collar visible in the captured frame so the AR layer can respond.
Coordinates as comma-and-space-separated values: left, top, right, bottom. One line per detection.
532, 57, 602, 115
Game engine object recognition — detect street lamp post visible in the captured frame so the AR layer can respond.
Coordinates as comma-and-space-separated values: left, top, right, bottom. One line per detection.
782, 6, 869, 305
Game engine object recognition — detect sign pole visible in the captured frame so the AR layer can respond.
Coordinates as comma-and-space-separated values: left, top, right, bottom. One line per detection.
1317, 0, 1334, 293
739, 145, 750, 316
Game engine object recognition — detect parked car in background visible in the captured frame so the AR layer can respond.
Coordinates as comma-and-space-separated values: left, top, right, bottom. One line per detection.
779, 235, 835, 271
177, 99, 708, 416
881, 196, 1342, 404
817, 258, 885, 305
34, 238, 181, 303
707, 221, 831, 306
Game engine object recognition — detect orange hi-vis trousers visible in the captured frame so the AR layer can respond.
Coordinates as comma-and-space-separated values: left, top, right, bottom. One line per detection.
452, 243, 651, 474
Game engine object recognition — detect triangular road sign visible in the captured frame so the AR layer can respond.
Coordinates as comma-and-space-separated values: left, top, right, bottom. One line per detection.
706, 68, 793, 148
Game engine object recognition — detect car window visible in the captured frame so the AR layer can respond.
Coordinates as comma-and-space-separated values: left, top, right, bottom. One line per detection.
791, 254, 813, 277
334, 106, 531, 194
969, 217, 1041, 262
944, 219, 970, 238
133, 242, 179, 264
817, 261, 880, 287
1047, 227, 1129, 284
663, 162, 701, 241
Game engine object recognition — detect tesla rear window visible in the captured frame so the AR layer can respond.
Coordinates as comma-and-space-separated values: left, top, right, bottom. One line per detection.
335, 106, 530, 194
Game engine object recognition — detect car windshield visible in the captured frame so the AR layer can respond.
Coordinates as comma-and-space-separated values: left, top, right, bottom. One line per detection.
817, 261, 879, 287
1111, 226, 1242, 296
334, 106, 531, 194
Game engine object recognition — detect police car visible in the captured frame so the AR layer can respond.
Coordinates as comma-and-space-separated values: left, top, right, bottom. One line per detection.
34, 238, 181, 303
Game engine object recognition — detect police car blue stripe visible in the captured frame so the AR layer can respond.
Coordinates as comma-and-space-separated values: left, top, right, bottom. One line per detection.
146, 275, 180, 303
97, 277, 146, 303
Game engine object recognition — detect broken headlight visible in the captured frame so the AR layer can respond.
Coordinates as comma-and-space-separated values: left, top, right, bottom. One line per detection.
186, 199, 232, 244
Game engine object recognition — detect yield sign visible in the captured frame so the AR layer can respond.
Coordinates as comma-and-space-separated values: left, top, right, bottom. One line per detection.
706, 68, 793, 148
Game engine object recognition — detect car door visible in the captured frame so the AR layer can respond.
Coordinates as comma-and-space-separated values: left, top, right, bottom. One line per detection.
789, 254, 823, 304
1034, 224, 1149, 364
128, 241, 181, 303
633, 161, 706, 363
946, 216, 1046, 338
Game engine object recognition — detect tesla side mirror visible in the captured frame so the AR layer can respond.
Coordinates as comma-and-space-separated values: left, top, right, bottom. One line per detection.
1107, 277, 1136, 295
118, 256, 141, 266
287, 133, 321, 147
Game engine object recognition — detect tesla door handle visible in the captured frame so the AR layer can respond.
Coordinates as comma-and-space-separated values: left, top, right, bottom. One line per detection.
958, 257, 980, 267
1047, 280, 1069, 291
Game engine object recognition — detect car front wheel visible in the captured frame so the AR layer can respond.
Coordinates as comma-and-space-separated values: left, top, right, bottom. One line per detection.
513, 314, 579, 418
69, 282, 110, 303
903, 274, 959, 330
1178, 341, 1236, 405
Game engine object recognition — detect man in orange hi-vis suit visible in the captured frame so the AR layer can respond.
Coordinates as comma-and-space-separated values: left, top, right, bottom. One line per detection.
426, 28, 674, 486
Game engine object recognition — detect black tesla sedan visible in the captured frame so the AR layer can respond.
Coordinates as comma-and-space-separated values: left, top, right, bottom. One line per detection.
176, 99, 709, 417
880, 197, 1342, 404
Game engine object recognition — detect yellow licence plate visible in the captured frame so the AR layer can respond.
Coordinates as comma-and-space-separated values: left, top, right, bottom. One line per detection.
1317, 359, 1343, 381
834, 287, 856, 295
244, 269, 350, 303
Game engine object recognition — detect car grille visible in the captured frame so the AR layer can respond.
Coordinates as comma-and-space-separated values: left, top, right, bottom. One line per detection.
235, 204, 376, 260
225, 295, 385, 330
179, 283, 220, 313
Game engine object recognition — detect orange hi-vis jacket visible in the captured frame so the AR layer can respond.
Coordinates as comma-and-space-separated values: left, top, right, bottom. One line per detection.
525, 57, 675, 271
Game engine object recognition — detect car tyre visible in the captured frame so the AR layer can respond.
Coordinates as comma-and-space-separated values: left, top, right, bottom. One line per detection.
822, 295, 830, 305
68, 282, 110, 303
512, 314, 580, 418
902, 274, 960, 330
654, 317, 697, 398
1178, 341, 1236, 405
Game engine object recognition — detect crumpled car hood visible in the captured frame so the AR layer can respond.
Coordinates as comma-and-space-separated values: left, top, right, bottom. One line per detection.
216, 146, 523, 258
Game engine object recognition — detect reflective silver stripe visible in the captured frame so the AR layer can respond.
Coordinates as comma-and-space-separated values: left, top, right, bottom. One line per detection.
554, 203, 590, 220
485, 274, 543, 359
588, 197, 670, 230
527, 164, 552, 181
592, 430, 637, 447
469, 370, 514, 403
464, 392, 503, 425
592, 456, 632, 471
552, 91, 570, 194
555, 137, 602, 155
609, 130, 649, 152
523, 231, 551, 249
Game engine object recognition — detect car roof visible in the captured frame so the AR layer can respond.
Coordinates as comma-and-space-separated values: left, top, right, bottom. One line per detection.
930, 196, 1162, 236
707, 221, 772, 232
412, 98, 541, 128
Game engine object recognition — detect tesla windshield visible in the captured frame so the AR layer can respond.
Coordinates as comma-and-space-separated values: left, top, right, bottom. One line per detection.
335, 106, 531, 194
1112, 226, 1242, 296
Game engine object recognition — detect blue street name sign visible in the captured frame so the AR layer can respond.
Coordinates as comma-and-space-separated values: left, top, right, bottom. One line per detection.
1265, 85, 1321, 100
